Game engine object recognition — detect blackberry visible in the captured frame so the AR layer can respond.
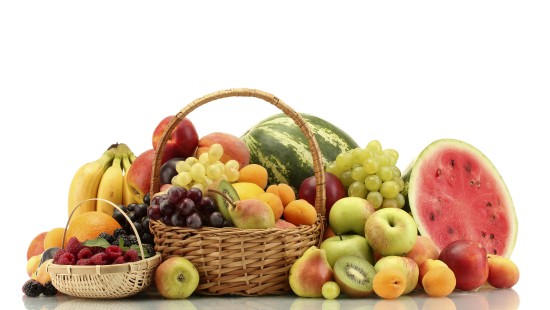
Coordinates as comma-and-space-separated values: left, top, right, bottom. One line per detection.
142, 243, 155, 258
126, 234, 138, 246
22, 279, 43, 297
113, 228, 126, 238
42, 282, 58, 296
99, 232, 115, 244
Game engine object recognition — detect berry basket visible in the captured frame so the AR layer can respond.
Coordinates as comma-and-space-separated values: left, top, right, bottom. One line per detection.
47, 198, 162, 299
149, 88, 327, 296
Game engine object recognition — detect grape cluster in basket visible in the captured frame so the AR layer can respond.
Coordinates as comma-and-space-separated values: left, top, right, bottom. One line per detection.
148, 186, 231, 228
112, 193, 154, 245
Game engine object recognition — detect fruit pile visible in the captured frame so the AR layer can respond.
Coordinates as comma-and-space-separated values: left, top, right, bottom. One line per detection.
23, 102, 520, 301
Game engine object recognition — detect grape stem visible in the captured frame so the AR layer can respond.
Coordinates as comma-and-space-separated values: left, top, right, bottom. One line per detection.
207, 189, 237, 208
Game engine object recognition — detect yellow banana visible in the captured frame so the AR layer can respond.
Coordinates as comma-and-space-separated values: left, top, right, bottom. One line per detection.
122, 154, 138, 206
67, 150, 115, 221
96, 156, 124, 216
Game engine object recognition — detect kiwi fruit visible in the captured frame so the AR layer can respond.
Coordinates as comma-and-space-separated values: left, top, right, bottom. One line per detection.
207, 179, 240, 223
333, 255, 376, 297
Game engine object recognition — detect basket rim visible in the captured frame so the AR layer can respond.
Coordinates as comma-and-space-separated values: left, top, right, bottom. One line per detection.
148, 88, 327, 215
47, 252, 161, 275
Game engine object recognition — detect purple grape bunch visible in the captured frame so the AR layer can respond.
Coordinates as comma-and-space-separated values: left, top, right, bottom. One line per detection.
147, 186, 231, 228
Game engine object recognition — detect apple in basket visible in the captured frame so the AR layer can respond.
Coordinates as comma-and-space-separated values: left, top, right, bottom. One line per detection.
155, 256, 200, 299
152, 115, 199, 165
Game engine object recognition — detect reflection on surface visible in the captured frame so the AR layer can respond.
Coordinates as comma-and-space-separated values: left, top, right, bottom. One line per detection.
20, 285, 519, 310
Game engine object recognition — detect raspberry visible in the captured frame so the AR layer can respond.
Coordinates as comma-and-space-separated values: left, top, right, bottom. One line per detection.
42, 282, 58, 296
105, 245, 123, 261
91, 246, 105, 254
112, 256, 126, 264
90, 252, 109, 265
123, 249, 139, 262
22, 279, 43, 297
76, 258, 92, 265
77, 247, 93, 260
57, 252, 76, 265
66, 237, 83, 256
53, 249, 67, 263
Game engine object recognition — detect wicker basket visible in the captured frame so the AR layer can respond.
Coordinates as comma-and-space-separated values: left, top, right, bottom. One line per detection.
149, 88, 327, 296
47, 198, 162, 299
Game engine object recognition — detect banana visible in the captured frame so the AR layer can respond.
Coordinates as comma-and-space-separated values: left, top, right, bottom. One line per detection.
122, 154, 138, 206
96, 156, 124, 216
67, 150, 115, 220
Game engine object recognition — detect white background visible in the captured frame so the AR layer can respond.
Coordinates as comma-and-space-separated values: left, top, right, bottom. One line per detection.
1, 1, 548, 309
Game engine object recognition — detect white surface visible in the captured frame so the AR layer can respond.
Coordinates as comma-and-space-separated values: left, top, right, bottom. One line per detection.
1, 1, 548, 309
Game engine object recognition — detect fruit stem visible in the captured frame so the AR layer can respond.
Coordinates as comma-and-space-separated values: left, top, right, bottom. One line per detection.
207, 189, 237, 208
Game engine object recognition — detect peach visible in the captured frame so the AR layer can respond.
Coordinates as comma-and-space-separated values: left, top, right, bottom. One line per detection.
43, 227, 65, 250
126, 149, 155, 204
405, 235, 440, 267
27, 231, 47, 260
487, 254, 519, 288
196, 132, 250, 168
275, 219, 297, 229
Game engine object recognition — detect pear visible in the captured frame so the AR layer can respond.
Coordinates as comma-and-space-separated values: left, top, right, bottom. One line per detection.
289, 246, 334, 297
208, 188, 275, 229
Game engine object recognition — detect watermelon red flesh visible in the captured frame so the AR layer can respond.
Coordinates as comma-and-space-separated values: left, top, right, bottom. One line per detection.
406, 139, 517, 258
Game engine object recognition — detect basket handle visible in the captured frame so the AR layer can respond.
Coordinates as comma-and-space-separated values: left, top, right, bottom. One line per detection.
62, 198, 147, 260
149, 88, 326, 215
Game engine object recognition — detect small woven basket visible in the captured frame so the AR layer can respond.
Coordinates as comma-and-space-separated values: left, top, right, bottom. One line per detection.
149, 88, 327, 296
47, 198, 162, 299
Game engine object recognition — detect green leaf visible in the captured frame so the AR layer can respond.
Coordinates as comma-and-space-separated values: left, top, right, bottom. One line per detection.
130, 245, 152, 258
82, 237, 111, 248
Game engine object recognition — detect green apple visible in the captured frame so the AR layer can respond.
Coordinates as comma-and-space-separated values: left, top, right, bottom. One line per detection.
320, 234, 374, 268
154, 256, 200, 299
374, 255, 419, 294
364, 208, 417, 256
329, 197, 375, 235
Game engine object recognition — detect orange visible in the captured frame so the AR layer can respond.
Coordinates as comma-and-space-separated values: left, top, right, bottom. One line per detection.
66, 211, 122, 243
43, 227, 66, 249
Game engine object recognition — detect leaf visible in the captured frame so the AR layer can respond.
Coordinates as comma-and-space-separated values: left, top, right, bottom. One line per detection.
82, 237, 111, 248
130, 245, 152, 258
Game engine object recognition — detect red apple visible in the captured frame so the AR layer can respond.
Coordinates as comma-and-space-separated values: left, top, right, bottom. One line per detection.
298, 172, 345, 219
438, 239, 489, 291
152, 116, 199, 164
126, 149, 156, 204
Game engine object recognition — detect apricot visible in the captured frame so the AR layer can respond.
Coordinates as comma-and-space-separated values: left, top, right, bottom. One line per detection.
257, 192, 284, 220
487, 254, 519, 288
418, 258, 448, 288
283, 199, 317, 226
33, 259, 54, 285
266, 183, 296, 207
26, 254, 42, 277
422, 266, 456, 297
238, 164, 269, 189
373, 269, 407, 299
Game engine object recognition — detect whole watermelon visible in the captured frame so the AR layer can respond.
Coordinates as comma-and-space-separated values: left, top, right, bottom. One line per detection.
241, 113, 359, 191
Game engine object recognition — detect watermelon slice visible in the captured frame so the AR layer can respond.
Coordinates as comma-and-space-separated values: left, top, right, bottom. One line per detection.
403, 139, 517, 258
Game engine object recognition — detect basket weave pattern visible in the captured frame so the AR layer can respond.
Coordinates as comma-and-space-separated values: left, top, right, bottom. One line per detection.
48, 198, 161, 299
149, 88, 326, 296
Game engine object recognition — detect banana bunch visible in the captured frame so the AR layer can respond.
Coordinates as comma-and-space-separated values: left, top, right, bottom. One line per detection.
67, 143, 138, 221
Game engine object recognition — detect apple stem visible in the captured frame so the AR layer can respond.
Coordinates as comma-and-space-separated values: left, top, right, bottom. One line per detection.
338, 234, 343, 241
207, 189, 236, 208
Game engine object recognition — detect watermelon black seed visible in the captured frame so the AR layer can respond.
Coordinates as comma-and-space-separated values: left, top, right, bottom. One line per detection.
482, 231, 487, 238
447, 227, 454, 235
486, 202, 492, 207
429, 212, 435, 221
436, 168, 442, 177
490, 233, 495, 239
492, 249, 497, 254
464, 163, 472, 173
450, 159, 455, 167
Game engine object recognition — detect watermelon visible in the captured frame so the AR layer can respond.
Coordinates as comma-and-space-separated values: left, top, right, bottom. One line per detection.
403, 139, 517, 258
241, 113, 359, 191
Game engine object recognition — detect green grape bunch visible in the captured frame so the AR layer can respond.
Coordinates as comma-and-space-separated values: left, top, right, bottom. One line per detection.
326, 140, 405, 209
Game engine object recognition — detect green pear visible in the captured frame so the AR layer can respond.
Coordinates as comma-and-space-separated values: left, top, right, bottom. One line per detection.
289, 246, 334, 297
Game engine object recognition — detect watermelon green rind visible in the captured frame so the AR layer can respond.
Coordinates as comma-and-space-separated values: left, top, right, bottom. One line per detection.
403, 139, 517, 258
241, 113, 359, 191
